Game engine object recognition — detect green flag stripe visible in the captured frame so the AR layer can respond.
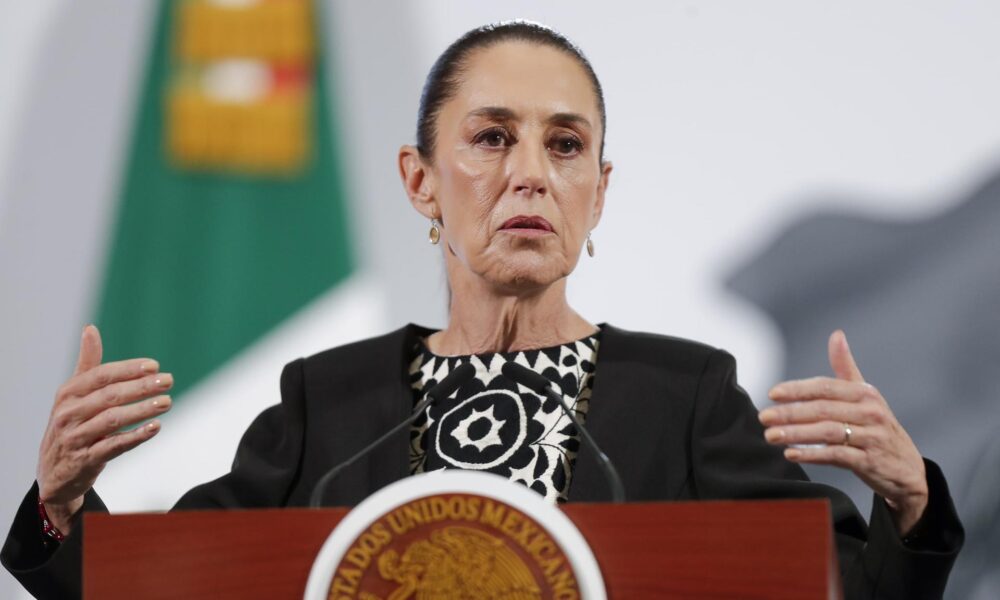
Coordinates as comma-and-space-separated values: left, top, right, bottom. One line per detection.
96, 0, 353, 399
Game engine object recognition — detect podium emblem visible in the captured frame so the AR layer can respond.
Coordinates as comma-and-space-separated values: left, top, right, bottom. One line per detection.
305, 471, 606, 599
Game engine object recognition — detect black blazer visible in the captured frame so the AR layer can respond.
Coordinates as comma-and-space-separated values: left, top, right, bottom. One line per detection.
3, 324, 964, 599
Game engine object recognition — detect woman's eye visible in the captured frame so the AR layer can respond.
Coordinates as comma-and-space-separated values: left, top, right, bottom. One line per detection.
475, 128, 512, 148
549, 136, 583, 156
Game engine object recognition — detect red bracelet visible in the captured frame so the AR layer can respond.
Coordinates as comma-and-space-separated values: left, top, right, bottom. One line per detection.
37, 498, 65, 543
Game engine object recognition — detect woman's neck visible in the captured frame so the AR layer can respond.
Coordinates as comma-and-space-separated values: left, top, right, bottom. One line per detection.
427, 277, 597, 356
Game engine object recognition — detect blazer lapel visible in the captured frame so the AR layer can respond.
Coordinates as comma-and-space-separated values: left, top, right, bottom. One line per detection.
568, 324, 671, 503
367, 324, 435, 491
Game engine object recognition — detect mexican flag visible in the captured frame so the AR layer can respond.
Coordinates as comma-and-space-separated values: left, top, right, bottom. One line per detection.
84, 0, 386, 511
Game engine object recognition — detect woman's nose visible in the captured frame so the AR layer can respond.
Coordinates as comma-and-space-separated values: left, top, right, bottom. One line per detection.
509, 143, 548, 198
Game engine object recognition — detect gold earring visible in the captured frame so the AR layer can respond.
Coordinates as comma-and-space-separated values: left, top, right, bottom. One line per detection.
586, 232, 595, 257
429, 218, 441, 245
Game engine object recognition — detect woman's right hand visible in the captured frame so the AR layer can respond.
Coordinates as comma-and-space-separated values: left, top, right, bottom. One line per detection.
36, 325, 173, 534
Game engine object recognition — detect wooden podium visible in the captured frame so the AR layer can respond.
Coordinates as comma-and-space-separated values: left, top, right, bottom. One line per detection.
84, 498, 841, 599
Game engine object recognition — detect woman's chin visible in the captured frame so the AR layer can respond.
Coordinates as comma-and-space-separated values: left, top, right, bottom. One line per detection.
485, 261, 570, 293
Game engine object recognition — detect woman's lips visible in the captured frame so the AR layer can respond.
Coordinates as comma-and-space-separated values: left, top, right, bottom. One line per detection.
499, 215, 555, 236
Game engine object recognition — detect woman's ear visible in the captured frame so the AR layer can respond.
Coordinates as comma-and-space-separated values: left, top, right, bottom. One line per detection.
591, 160, 613, 228
398, 145, 439, 219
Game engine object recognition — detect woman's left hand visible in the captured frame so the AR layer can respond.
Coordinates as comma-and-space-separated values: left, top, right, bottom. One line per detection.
758, 330, 929, 536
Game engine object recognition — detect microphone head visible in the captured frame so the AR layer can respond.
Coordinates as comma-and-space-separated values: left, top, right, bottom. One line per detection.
426, 362, 476, 402
501, 361, 553, 394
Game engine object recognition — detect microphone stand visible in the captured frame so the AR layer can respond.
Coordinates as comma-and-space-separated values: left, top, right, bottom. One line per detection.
501, 361, 625, 503
308, 363, 476, 508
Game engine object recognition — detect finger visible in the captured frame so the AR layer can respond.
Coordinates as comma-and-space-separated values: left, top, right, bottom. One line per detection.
88, 419, 161, 464
759, 399, 869, 426
72, 395, 172, 444
60, 358, 160, 400
829, 329, 865, 383
765, 422, 870, 448
73, 325, 103, 376
782, 444, 867, 469
769, 377, 873, 403
66, 373, 173, 422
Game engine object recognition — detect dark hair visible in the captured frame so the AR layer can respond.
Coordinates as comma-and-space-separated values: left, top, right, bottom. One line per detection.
416, 20, 607, 164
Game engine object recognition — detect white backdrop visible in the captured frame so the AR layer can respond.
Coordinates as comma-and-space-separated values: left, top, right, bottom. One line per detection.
3, 2, 999, 598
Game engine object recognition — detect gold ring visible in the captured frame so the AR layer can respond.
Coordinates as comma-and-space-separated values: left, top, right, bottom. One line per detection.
842, 423, 854, 446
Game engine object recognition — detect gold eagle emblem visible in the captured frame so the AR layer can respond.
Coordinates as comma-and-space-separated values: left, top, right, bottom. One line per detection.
372, 526, 542, 600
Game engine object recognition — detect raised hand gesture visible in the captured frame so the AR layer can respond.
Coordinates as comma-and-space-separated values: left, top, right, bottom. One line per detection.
36, 325, 172, 534
759, 330, 929, 535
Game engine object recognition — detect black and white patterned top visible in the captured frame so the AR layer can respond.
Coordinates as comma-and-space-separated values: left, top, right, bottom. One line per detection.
408, 334, 600, 504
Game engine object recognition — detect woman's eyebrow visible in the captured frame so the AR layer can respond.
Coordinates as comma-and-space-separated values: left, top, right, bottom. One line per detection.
467, 106, 517, 121
547, 112, 591, 129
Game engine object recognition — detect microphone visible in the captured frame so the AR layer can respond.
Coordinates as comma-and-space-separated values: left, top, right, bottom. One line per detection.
501, 361, 625, 503
309, 362, 476, 508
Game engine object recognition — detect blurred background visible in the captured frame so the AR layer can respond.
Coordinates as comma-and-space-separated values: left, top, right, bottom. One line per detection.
1, 1, 997, 597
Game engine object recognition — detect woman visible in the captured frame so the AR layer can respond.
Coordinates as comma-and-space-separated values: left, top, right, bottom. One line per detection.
3, 21, 962, 599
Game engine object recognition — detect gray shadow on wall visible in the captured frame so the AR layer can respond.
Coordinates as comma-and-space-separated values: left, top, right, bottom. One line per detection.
727, 172, 1000, 599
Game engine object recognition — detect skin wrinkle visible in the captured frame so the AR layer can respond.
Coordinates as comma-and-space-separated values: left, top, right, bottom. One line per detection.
399, 41, 612, 355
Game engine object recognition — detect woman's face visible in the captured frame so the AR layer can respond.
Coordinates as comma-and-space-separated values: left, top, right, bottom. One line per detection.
402, 41, 612, 293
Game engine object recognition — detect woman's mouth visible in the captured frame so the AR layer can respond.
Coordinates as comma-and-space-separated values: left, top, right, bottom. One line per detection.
499, 215, 555, 237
